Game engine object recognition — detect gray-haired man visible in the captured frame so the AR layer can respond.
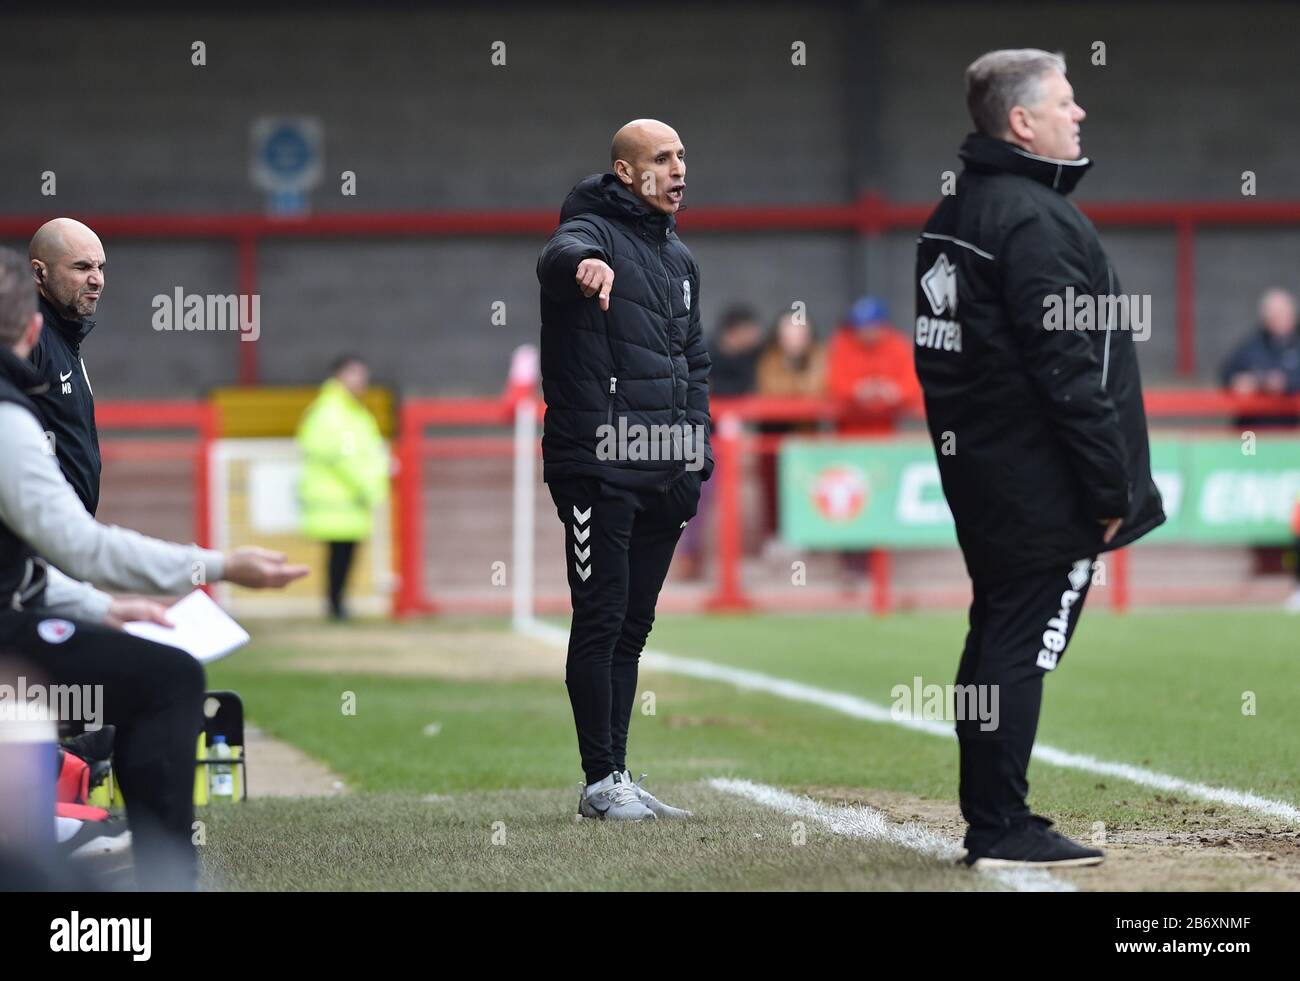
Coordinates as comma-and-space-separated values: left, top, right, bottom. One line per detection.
914, 50, 1164, 868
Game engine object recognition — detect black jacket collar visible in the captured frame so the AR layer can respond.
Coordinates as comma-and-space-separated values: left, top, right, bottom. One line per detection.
0, 345, 50, 396
958, 133, 1093, 196
560, 173, 676, 242
38, 293, 95, 349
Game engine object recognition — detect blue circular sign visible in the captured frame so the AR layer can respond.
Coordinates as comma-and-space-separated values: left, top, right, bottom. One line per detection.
262, 125, 313, 177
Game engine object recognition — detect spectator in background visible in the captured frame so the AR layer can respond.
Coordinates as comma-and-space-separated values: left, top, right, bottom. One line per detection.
678, 304, 765, 578
296, 356, 390, 621
1220, 287, 1300, 428
707, 304, 765, 396
827, 296, 923, 435
825, 297, 923, 585
755, 308, 826, 548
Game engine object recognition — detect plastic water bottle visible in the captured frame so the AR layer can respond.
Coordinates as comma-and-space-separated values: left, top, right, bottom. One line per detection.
209, 735, 234, 801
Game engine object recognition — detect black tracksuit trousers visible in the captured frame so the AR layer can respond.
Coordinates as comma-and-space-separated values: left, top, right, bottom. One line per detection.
956, 555, 1096, 851
0, 611, 206, 890
548, 472, 701, 786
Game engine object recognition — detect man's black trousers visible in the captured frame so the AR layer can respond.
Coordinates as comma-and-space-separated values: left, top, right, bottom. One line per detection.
326, 540, 357, 620
548, 472, 701, 785
0, 611, 205, 890
956, 555, 1096, 850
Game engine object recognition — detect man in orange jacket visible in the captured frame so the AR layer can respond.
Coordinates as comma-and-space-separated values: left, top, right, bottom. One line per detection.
826, 297, 923, 434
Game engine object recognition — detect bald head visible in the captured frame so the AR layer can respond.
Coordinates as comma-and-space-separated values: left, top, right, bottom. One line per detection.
29, 218, 106, 321
30, 218, 100, 264
610, 119, 675, 167
1259, 287, 1297, 340
609, 119, 687, 216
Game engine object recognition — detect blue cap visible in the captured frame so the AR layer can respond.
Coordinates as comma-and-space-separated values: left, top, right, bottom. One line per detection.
847, 296, 889, 328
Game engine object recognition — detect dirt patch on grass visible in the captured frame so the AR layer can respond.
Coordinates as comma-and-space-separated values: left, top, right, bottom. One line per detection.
244, 725, 348, 798
258, 623, 566, 681
800, 785, 1300, 891
663, 714, 770, 735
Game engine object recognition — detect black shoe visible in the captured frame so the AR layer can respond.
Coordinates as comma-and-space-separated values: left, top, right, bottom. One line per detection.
962, 815, 1104, 869
63, 725, 116, 765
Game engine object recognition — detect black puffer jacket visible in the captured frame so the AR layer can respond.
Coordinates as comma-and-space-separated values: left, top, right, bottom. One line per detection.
538, 173, 712, 490
914, 134, 1165, 582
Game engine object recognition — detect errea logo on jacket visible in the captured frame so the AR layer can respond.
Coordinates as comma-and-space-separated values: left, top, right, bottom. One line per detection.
921, 253, 958, 316
682, 279, 691, 310
917, 253, 963, 353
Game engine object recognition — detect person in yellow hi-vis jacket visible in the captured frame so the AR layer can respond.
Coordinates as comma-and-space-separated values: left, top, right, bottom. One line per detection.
296, 355, 389, 620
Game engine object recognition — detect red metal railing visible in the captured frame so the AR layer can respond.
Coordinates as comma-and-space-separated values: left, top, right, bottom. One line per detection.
394, 396, 533, 616
95, 399, 219, 551
6, 197, 1300, 383
93, 390, 1299, 616
90, 389, 1300, 616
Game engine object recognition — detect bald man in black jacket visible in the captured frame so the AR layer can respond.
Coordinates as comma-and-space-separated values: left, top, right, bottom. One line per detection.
538, 119, 711, 823
28, 218, 105, 516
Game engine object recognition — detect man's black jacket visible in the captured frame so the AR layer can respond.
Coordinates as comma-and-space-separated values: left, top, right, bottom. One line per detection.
30, 294, 101, 515
537, 173, 712, 490
0, 347, 50, 609
914, 134, 1165, 582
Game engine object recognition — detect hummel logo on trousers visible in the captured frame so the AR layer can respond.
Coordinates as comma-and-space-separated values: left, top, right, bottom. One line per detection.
548, 473, 701, 785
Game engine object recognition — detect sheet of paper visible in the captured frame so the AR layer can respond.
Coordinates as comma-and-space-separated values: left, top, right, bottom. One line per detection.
123, 589, 250, 664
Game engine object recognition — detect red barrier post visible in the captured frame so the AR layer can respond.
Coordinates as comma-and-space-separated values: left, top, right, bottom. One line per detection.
194, 401, 217, 551
869, 548, 892, 615
394, 402, 430, 618
1111, 548, 1130, 613
706, 412, 751, 611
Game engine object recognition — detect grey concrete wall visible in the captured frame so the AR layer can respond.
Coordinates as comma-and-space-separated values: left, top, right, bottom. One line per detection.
1, 1, 1295, 395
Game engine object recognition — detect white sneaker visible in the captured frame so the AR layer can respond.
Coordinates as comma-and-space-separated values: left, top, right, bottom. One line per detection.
577, 771, 656, 821
623, 771, 692, 820
1286, 589, 1300, 614
58, 815, 133, 863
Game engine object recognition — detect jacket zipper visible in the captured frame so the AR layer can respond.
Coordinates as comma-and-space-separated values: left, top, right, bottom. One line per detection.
656, 234, 684, 488
656, 238, 677, 415
601, 297, 619, 428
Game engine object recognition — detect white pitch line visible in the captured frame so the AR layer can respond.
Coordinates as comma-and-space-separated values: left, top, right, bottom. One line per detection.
517, 617, 1300, 826
709, 777, 1072, 892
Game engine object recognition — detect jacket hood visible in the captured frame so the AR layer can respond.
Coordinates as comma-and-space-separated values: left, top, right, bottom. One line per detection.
559, 173, 675, 238
38, 293, 96, 348
958, 133, 1092, 196
0, 345, 49, 396
319, 376, 365, 406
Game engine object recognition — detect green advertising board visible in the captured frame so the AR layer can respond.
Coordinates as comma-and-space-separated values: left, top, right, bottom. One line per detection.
778, 436, 1300, 549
